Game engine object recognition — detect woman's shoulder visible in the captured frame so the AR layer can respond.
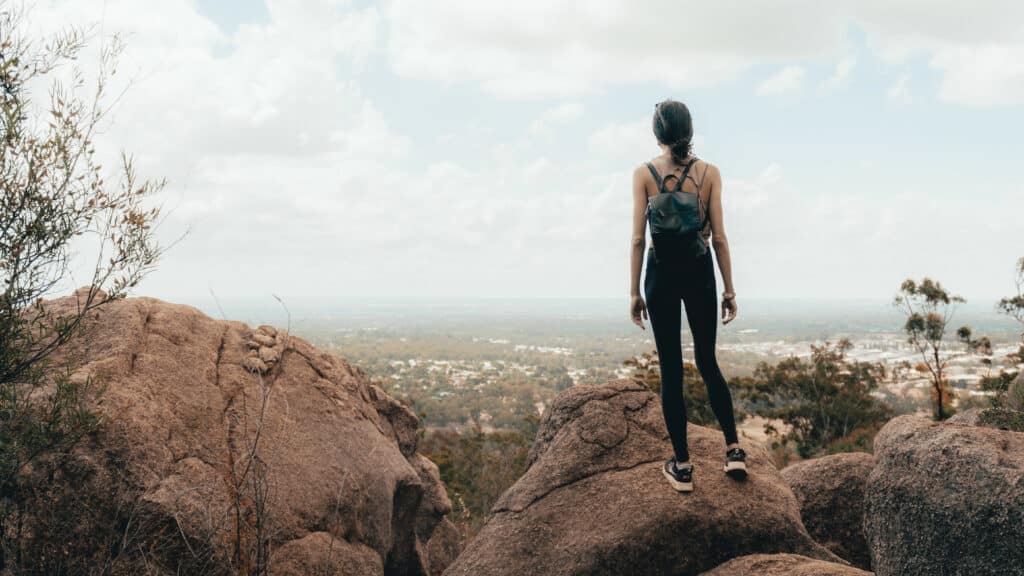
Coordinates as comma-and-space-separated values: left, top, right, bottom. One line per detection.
695, 158, 719, 181
692, 156, 715, 170
633, 160, 658, 181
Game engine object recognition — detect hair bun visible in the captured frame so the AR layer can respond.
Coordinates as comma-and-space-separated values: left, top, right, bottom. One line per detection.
652, 99, 694, 163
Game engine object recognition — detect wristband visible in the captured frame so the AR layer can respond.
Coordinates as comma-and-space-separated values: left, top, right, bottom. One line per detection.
722, 291, 735, 300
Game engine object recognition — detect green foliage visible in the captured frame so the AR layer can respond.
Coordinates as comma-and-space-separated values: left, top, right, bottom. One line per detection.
0, 368, 101, 493
419, 415, 539, 540
997, 257, 1024, 343
742, 339, 893, 459
974, 370, 1019, 409
0, 6, 164, 570
894, 277, 965, 420
624, 349, 740, 427
957, 326, 993, 358
625, 342, 891, 458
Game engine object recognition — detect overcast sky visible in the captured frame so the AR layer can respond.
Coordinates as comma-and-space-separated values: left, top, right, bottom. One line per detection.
29, 1, 1024, 305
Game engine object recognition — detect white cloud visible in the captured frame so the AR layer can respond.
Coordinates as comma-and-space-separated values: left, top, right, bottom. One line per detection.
818, 55, 856, 94
887, 73, 912, 105
587, 117, 707, 160
588, 117, 659, 159
542, 102, 585, 123
930, 44, 1024, 107
381, 0, 1024, 107
384, 0, 849, 100
853, 1, 1024, 106
526, 101, 584, 138
716, 161, 1021, 300
19, 0, 1023, 304
756, 65, 807, 96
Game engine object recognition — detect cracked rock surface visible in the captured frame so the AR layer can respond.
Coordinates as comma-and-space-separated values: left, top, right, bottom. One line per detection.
865, 414, 1024, 576
40, 294, 458, 575
444, 380, 840, 576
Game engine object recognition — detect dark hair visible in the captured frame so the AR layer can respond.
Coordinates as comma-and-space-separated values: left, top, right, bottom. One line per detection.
653, 99, 693, 165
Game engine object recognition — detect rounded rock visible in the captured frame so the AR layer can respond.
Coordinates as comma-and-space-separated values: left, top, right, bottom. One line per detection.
444, 380, 839, 576
780, 452, 875, 570
258, 346, 281, 365
865, 414, 1024, 576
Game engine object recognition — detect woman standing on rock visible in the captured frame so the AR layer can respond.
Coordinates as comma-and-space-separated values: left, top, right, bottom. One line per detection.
628, 98, 746, 493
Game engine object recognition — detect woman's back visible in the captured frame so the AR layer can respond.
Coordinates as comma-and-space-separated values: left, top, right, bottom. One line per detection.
644, 155, 713, 243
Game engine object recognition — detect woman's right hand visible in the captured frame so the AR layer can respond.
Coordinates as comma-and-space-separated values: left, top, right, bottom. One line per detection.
631, 295, 648, 330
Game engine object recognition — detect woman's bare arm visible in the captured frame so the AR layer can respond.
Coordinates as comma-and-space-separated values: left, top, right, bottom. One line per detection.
630, 166, 649, 329
706, 164, 737, 323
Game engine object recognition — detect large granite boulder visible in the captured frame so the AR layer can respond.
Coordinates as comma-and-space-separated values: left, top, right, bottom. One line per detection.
21, 292, 458, 575
443, 380, 840, 576
864, 414, 1024, 576
426, 519, 462, 576
700, 553, 873, 576
1008, 370, 1024, 411
947, 406, 1024, 432
780, 452, 875, 570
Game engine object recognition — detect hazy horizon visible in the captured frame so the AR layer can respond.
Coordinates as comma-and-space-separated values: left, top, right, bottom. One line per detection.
177, 294, 1023, 344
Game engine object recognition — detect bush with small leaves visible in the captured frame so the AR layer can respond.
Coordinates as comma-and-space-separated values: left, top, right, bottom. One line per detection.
0, 6, 165, 571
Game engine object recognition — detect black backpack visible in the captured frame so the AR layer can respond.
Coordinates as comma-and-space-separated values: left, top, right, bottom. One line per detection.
645, 158, 708, 261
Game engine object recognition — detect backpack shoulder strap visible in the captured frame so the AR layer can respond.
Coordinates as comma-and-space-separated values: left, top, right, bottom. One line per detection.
696, 161, 710, 190
645, 162, 664, 193
672, 157, 697, 192
696, 161, 711, 224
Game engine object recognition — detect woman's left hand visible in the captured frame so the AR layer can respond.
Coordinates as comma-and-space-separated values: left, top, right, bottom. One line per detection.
721, 297, 737, 325
631, 295, 648, 330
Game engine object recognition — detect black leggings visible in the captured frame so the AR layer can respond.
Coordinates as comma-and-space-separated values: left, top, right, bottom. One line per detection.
643, 245, 739, 462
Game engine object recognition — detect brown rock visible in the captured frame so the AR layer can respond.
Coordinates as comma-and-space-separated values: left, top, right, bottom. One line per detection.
257, 325, 278, 338
269, 532, 382, 576
427, 519, 462, 576
443, 380, 840, 576
780, 452, 875, 570
259, 345, 281, 365
242, 355, 268, 374
29, 294, 456, 575
252, 332, 276, 348
865, 414, 1024, 576
1009, 371, 1024, 411
700, 553, 873, 576
947, 406, 1024, 432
